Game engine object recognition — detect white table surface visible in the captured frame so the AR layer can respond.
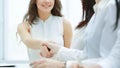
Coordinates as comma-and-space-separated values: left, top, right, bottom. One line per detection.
0, 61, 31, 68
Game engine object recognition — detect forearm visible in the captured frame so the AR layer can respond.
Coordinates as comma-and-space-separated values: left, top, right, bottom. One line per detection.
54, 47, 86, 61
58, 61, 66, 68
17, 23, 43, 49
23, 38, 43, 49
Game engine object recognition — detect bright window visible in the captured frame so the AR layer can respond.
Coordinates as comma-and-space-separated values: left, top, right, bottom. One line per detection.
0, 0, 4, 61
4, 0, 30, 61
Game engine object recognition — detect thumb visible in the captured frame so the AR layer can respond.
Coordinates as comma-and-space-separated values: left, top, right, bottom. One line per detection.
42, 42, 54, 50
48, 41, 57, 44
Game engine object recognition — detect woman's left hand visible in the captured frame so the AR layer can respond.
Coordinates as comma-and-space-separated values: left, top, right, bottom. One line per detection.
30, 59, 65, 68
70, 63, 102, 68
83, 64, 102, 68
70, 63, 83, 68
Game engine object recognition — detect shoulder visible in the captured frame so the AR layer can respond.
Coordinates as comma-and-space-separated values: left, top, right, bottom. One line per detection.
18, 21, 30, 29
105, 0, 116, 11
17, 21, 30, 32
104, 0, 116, 21
63, 19, 71, 28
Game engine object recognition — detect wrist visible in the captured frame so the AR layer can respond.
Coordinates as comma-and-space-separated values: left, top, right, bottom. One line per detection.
58, 61, 66, 68
39, 41, 46, 49
66, 61, 80, 68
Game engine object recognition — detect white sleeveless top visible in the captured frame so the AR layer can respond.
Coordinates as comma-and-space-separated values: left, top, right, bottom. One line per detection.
27, 15, 64, 62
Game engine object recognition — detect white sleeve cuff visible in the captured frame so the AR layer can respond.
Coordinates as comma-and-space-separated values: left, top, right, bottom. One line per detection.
50, 47, 69, 61
97, 58, 113, 68
52, 47, 86, 62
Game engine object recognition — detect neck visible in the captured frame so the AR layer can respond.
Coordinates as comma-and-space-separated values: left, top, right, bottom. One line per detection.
38, 11, 51, 21
95, 0, 100, 4
97, 0, 110, 9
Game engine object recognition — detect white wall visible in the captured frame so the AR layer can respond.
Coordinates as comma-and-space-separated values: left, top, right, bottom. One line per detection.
0, 0, 4, 61
4, 0, 29, 61
61, 0, 82, 30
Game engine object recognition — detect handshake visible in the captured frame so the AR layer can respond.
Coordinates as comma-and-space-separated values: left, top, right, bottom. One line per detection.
30, 42, 67, 68
40, 41, 61, 58
30, 41, 102, 68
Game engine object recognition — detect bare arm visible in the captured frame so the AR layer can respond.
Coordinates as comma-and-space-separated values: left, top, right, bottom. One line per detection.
63, 19, 73, 48
17, 22, 43, 49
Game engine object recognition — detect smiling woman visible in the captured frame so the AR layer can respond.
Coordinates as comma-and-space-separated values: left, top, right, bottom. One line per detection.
3, 0, 82, 62
17, 0, 73, 62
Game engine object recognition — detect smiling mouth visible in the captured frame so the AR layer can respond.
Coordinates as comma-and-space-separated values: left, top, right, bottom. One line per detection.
41, 5, 51, 8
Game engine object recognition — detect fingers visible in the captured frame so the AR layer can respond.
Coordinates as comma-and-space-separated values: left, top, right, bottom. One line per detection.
42, 42, 51, 50
70, 63, 80, 68
42, 42, 54, 49
48, 41, 57, 44
40, 45, 53, 58
30, 59, 46, 66
33, 63, 46, 68
30, 60, 46, 68
41, 41, 59, 57
43, 45, 53, 58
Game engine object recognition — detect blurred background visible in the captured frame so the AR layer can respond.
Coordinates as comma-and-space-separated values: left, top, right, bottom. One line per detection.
0, 0, 82, 62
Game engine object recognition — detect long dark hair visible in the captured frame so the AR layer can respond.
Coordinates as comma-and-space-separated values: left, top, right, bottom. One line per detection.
115, 0, 120, 30
23, 0, 62, 25
76, 0, 95, 29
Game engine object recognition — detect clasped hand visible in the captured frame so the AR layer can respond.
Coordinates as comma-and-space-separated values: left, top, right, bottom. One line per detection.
40, 41, 61, 58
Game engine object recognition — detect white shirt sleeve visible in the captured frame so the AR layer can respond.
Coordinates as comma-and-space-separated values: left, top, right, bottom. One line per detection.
54, 47, 87, 62
97, 29, 120, 68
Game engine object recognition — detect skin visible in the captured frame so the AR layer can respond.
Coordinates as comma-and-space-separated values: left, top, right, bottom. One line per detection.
63, 19, 73, 48
31, 59, 102, 68
95, 0, 101, 4
35, 42, 102, 68
17, 0, 72, 49
36, 0, 54, 21
31, 0, 103, 68
17, 22, 44, 49
30, 59, 65, 68
69, 63, 102, 68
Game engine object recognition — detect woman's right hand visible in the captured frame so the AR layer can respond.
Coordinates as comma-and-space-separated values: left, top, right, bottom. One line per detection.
40, 41, 61, 58
40, 44, 52, 58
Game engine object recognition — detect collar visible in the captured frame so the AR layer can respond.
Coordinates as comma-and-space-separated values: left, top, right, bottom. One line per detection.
93, 0, 110, 12
36, 14, 53, 23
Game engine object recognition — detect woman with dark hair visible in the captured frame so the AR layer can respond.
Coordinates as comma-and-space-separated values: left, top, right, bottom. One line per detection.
17, 0, 72, 62
70, 0, 95, 50
76, 0, 95, 29
31, 0, 120, 68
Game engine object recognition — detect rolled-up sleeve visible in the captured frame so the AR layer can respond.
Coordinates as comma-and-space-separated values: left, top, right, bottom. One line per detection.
54, 47, 87, 62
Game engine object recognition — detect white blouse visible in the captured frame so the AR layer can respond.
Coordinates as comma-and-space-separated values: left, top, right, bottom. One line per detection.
55, 0, 120, 68
27, 15, 64, 62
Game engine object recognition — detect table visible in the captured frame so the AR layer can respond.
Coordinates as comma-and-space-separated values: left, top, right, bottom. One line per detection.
0, 62, 31, 68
